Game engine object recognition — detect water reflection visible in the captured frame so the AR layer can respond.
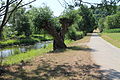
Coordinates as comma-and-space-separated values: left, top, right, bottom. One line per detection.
0, 41, 52, 58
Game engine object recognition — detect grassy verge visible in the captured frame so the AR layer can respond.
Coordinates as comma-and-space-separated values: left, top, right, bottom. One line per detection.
103, 28, 120, 33
101, 33, 120, 48
3, 40, 73, 65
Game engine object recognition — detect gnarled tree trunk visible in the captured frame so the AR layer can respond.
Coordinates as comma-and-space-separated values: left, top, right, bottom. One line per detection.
42, 18, 73, 51
53, 34, 67, 50
0, 28, 3, 40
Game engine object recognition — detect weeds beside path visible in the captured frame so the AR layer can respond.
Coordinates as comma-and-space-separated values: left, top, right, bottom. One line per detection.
0, 36, 103, 80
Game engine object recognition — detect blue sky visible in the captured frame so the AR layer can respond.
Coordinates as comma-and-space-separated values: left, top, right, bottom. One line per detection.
25, 0, 101, 16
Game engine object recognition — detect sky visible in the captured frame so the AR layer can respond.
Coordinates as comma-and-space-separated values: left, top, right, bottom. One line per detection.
25, 0, 102, 16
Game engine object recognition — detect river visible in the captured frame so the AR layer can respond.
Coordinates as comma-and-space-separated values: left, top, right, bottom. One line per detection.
0, 41, 52, 58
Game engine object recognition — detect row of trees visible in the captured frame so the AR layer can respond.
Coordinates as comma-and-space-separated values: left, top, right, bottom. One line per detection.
2, 0, 119, 50
1, 3, 96, 50
90, 0, 120, 32
97, 6, 120, 32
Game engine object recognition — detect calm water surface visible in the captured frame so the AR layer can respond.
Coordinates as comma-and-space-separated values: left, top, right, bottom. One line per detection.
0, 41, 52, 58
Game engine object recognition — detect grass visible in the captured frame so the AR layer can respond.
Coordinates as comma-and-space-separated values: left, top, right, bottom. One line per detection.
3, 40, 73, 65
3, 44, 52, 65
32, 34, 53, 41
103, 28, 120, 33
101, 33, 120, 48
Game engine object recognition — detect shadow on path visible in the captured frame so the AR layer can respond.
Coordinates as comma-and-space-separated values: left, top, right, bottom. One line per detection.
100, 69, 120, 80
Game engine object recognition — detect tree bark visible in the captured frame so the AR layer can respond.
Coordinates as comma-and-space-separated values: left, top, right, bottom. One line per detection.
0, 28, 3, 40
53, 35, 67, 51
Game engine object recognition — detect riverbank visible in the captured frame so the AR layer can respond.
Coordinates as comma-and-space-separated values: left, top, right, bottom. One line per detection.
2, 40, 72, 65
0, 35, 103, 80
0, 34, 53, 48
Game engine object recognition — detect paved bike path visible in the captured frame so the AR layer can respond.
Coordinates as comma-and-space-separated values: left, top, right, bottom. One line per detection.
88, 33, 120, 80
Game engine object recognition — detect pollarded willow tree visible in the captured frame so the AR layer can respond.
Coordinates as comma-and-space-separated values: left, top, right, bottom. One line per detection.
34, 6, 73, 50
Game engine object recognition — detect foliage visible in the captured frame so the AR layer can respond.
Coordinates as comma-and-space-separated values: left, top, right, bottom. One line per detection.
26, 7, 42, 34
2, 25, 17, 39
98, 11, 120, 32
0, 34, 53, 48
66, 24, 84, 40
33, 6, 53, 30
104, 12, 120, 29
9, 7, 31, 36
78, 5, 96, 33
98, 18, 105, 32
0, 0, 36, 40
61, 7, 93, 40
62, 8, 87, 39
67, 30, 84, 41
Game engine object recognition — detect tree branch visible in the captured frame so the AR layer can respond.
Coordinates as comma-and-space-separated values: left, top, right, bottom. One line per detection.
0, 0, 36, 16
0, 0, 9, 29
3, 0, 23, 26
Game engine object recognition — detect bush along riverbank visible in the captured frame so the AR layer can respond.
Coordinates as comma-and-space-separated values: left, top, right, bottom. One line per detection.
0, 34, 53, 48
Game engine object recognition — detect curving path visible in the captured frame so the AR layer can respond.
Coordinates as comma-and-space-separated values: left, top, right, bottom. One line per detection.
88, 33, 120, 80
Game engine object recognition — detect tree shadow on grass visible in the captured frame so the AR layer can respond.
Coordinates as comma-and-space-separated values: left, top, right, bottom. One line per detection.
67, 46, 93, 51
48, 49, 67, 53
0, 59, 104, 80
48, 46, 95, 54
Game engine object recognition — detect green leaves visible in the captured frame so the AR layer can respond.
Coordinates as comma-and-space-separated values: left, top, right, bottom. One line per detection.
78, 5, 96, 33
33, 6, 53, 30
105, 12, 120, 29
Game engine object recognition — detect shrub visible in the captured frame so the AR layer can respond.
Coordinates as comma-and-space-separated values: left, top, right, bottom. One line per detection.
104, 12, 120, 29
66, 26, 84, 40
98, 18, 105, 32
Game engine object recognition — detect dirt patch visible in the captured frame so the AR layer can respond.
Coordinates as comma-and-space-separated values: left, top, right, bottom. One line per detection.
0, 36, 103, 80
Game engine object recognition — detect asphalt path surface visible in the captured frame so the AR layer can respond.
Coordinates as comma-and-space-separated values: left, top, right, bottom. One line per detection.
88, 33, 120, 80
